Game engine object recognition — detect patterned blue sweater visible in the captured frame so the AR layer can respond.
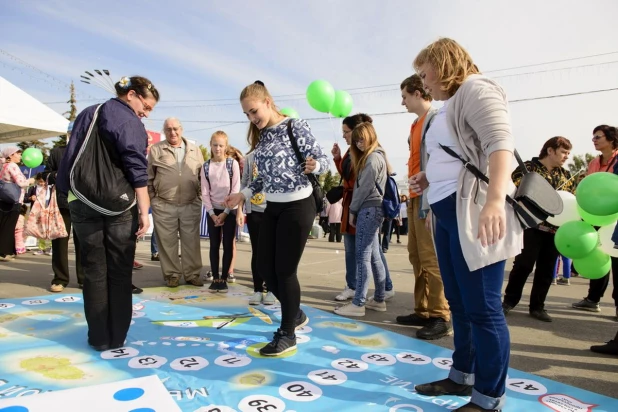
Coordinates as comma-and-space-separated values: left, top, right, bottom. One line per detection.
240, 118, 328, 203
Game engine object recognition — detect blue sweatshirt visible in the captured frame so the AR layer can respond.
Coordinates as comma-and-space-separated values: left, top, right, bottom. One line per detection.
57, 98, 148, 196
240, 118, 328, 203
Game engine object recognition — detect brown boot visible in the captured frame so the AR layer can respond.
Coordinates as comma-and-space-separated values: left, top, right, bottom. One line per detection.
186, 277, 204, 287
166, 277, 180, 288
415, 378, 473, 396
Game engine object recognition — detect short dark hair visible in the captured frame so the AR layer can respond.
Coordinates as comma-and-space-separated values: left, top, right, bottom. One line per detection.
114, 76, 160, 102
400, 74, 432, 101
539, 136, 572, 159
34, 172, 45, 181
342, 113, 373, 130
593, 124, 618, 149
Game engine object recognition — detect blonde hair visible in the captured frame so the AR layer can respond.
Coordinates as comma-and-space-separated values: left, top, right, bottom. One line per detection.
240, 81, 285, 152
210, 130, 229, 146
413, 38, 480, 98
350, 122, 392, 175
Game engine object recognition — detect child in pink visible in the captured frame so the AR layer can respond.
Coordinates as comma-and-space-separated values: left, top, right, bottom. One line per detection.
14, 205, 27, 254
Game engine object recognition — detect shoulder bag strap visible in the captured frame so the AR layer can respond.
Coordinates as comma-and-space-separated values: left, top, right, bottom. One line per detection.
286, 119, 319, 187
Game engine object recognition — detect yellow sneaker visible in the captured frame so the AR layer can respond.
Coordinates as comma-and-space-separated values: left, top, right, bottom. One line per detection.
50, 284, 65, 293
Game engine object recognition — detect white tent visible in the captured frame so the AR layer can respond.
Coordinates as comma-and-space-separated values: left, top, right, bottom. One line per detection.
0, 76, 70, 143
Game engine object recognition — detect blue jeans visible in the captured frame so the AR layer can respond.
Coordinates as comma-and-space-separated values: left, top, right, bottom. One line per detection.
381, 218, 392, 250
343, 234, 394, 292
612, 223, 618, 245
151, 230, 158, 255
431, 194, 509, 410
554, 255, 571, 279
353, 206, 386, 306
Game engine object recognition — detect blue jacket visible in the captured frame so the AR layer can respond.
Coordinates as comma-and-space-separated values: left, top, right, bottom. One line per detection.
57, 98, 148, 195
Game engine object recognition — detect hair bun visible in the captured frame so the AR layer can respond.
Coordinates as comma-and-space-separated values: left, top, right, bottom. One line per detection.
254, 80, 265, 86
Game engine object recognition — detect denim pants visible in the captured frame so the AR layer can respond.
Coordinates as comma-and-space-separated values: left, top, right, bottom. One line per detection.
353, 206, 387, 306
69, 200, 137, 348
151, 230, 158, 255
431, 194, 509, 410
344, 233, 393, 292
554, 255, 571, 279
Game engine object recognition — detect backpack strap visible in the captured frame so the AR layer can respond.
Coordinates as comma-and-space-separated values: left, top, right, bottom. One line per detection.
203, 159, 211, 190
226, 157, 234, 194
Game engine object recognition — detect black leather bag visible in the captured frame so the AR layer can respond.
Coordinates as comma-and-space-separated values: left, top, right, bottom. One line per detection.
440, 144, 563, 229
286, 120, 324, 213
325, 179, 344, 204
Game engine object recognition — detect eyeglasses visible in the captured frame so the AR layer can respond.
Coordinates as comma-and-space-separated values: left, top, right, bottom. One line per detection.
342, 130, 352, 136
137, 94, 153, 112
164, 127, 181, 134
592, 135, 605, 141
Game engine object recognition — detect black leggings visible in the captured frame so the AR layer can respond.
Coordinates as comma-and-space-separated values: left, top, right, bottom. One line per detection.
258, 195, 315, 335
206, 209, 237, 279
246, 211, 265, 292
0, 202, 20, 257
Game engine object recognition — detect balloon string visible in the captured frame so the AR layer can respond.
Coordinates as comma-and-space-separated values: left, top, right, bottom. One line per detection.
327, 113, 338, 144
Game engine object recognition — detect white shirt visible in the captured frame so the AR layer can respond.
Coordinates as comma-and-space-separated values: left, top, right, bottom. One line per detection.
400, 203, 407, 219
425, 100, 464, 205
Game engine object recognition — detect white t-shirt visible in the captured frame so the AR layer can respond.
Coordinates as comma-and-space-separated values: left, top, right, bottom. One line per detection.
400, 203, 407, 219
425, 100, 464, 205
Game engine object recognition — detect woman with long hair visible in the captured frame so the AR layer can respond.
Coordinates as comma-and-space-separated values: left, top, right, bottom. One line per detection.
334, 122, 390, 317
410, 39, 523, 412
57, 76, 159, 351
225, 81, 328, 356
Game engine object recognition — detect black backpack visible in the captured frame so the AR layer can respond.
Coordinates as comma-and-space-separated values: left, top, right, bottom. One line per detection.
70, 104, 137, 215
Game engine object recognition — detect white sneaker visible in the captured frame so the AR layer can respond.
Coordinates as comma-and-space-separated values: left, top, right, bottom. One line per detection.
335, 286, 355, 301
263, 292, 276, 305
366, 297, 387, 312
249, 292, 263, 306
384, 290, 395, 301
334, 302, 365, 317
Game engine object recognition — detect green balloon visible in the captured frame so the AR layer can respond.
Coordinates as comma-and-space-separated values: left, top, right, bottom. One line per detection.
280, 107, 299, 118
576, 172, 618, 216
573, 248, 611, 279
554, 220, 599, 259
306, 80, 335, 113
330, 90, 353, 118
577, 205, 618, 227
22, 148, 43, 168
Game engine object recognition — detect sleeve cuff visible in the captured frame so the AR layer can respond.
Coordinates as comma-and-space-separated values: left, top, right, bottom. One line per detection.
312, 161, 321, 174
224, 208, 230, 214
240, 188, 252, 201
133, 180, 148, 189
208, 209, 215, 216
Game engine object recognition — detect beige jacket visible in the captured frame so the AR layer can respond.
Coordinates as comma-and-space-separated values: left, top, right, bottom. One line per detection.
446, 74, 524, 271
147, 138, 204, 205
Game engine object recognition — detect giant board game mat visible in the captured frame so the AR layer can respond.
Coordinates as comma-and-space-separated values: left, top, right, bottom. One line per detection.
0, 285, 615, 411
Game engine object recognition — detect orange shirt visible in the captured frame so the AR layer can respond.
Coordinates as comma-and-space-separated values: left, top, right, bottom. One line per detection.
407, 113, 427, 198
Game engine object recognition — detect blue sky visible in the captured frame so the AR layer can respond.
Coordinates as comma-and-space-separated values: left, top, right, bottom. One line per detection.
2, 0, 618, 178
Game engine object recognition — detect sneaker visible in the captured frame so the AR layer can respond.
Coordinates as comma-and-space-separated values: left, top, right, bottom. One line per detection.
186, 277, 204, 287
396, 240, 401, 244
382, 248, 388, 254
502, 302, 514, 316
572, 298, 601, 312
335, 286, 355, 301
33, 250, 45, 256
50, 284, 65, 293
132, 285, 143, 294
263, 291, 276, 305
151, 253, 159, 261
133, 261, 144, 270
204, 271, 213, 281
0, 255, 15, 262
384, 289, 395, 301
227, 273, 236, 283
415, 378, 473, 396
557, 277, 570, 286
249, 292, 263, 306
295, 309, 309, 330
529, 309, 552, 322
334, 302, 365, 317
44, 249, 53, 256
417, 318, 452, 340
365, 297, 387, 312
217, 280, 229, 293
166, 277, 180, 288
259, 329, 297, 356
551, 278, 557, 285
396, 313, 430, 326
453, 403, 501, 411
590, 339, 618, 356
208, 280, 218, 293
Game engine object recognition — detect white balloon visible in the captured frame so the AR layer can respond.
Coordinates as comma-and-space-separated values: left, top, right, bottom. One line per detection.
597, 225, 618, 257
546, 191, 579, 227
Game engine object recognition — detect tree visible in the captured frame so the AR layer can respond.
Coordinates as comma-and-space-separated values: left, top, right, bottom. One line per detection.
320, 170, 341, 194
54, 81, 78, 148
199, 144, 211, 162
17, 140, 50, 166
568, 153, 596, 176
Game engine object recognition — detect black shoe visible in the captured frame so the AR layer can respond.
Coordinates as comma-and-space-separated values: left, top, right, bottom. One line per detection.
151, 253, 159, 261
132, 285, 143, 294
502, 302, 514, 316
382, 248, 388, 253
217, 280, 228, 293
259, 329, 297, 356
89, 342, 110, 352
454, 403, 501, 412
208, 280, 218, 293
529, 309, 552, 322
396, 313, 430, 326
416, 318, 452, 340
295, 309, 309, 330
415, 378, 473, 396
78, 284, 83, 290
590, 339, 618, 356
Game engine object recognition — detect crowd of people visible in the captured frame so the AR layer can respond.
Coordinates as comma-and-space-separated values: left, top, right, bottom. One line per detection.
1, 37, 618, 412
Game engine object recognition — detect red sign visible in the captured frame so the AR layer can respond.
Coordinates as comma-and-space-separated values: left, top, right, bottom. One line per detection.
146, 130, 161, 154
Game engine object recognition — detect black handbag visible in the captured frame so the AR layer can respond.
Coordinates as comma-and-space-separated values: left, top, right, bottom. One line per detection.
286, 120, 324, 213
0, 164, 22, 204
325, 178, 344, 204
439, 144, 563, 229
